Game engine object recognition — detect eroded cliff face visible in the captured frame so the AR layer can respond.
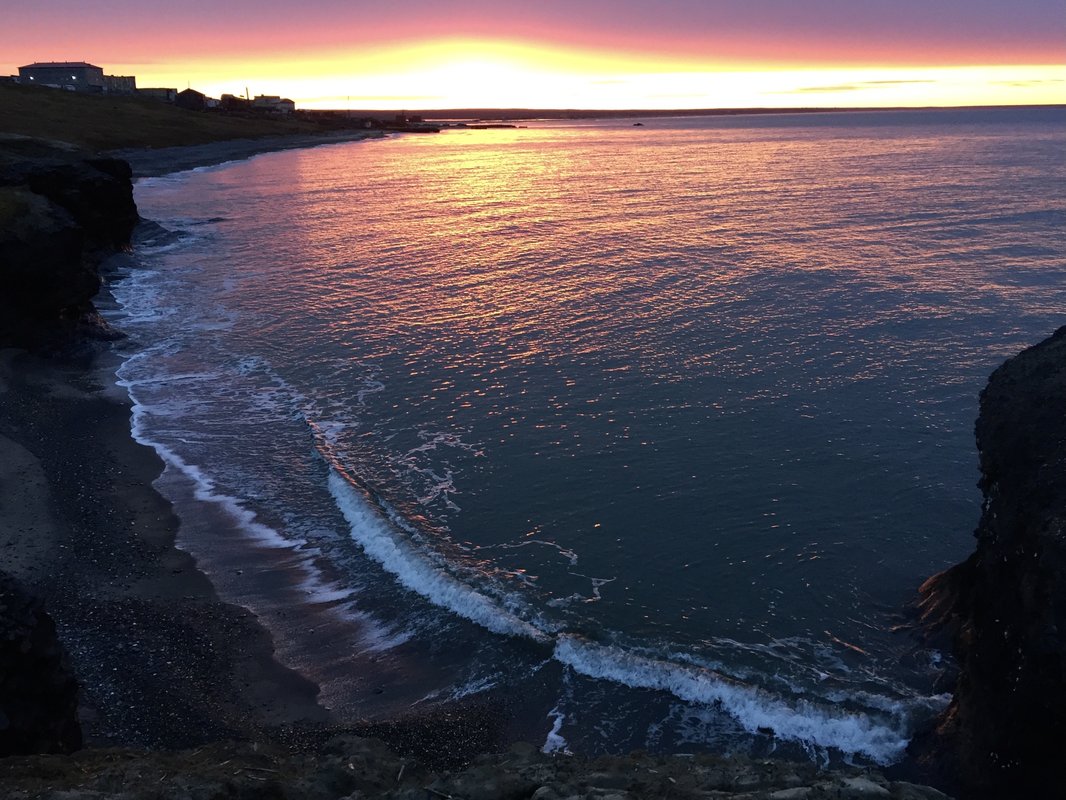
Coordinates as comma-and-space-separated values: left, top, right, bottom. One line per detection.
0, 137, 140, 755
917, 326, 1066, 797
0, 138, 138, 349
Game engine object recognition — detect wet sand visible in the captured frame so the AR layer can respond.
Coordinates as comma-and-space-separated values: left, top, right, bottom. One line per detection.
0, 348, 330, 748
0, 344, 510, 759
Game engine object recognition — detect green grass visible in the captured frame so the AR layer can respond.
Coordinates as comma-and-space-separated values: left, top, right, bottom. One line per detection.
0, 83, 329, 151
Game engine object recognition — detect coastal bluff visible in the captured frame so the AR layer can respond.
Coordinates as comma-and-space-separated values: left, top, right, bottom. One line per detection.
0, 136, 138, 349
916, 325, 1066, 796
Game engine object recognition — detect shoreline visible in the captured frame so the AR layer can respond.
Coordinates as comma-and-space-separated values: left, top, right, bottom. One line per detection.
109, 129, 384, 179
0, 342, 516, 762
0, 347, 329, 748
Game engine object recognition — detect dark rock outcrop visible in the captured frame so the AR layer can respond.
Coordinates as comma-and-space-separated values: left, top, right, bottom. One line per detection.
0, 571, 81, 755
915, 326, 1066, 796
0, 736, 951, 800
0, 138, 138, 349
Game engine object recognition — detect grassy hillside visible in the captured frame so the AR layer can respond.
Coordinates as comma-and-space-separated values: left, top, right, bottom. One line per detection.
0, 83, 329, 151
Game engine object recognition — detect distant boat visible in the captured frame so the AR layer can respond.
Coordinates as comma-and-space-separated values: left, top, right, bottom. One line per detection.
633, 122, 644, 127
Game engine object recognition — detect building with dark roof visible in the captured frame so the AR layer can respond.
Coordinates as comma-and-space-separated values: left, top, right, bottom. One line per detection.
175, 88, 207, 111
18, 62, 105, 92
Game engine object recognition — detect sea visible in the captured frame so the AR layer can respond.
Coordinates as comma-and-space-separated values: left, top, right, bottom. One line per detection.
105, 107, 1066, 767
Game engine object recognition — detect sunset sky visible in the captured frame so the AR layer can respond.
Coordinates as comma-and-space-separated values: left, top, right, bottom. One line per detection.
6, 0, 1065, 109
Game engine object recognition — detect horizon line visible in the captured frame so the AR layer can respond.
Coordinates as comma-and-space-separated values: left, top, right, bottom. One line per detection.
304, 103, 1066, 117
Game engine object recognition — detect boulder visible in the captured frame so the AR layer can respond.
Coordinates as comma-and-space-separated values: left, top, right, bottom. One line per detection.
0, 571, 81, 755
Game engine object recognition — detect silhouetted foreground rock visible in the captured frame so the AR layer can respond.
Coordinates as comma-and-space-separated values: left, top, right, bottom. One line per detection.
0, 137, 137, 349
0, 737, 950, 800
0, 572, 81, 756
916, 326, 1066, 796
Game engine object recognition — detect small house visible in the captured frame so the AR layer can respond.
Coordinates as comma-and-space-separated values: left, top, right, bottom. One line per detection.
220, 93, 250, 110
139, 87, 177, 102
252, 95, 296, 114
175, 88, 206, 111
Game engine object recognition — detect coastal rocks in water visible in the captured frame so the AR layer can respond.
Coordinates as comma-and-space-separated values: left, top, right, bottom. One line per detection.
915, 325, 1066, 796
0, 571, 81, 755
0, 736, 952, 799
0, 138, 138, 349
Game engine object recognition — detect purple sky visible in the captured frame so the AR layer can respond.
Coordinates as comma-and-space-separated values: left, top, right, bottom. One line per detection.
6, 0, 1065, 67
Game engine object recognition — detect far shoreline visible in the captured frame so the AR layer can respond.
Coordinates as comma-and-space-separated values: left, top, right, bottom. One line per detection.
109, 103, 1066, 181
109, 128, 385, 179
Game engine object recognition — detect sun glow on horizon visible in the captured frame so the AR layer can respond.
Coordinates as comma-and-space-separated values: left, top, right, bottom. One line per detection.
106, 38, 1066, 111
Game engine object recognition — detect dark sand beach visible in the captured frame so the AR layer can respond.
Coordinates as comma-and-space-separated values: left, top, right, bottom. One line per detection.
0, 348, 328, 747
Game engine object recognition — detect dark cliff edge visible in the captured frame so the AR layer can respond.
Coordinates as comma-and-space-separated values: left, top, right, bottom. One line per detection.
0, 136, 139, 756
914, 326, 1066, 797
0, 136, 139, 352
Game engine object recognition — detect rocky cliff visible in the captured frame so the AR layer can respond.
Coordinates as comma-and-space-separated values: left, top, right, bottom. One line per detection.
0, 136, 140, 756
0, 136, 138, 349
0, 572, 81, 755
916, 326, 1066, 796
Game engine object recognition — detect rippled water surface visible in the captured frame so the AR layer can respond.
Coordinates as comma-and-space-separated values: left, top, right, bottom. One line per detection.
110, 108, 1066, 764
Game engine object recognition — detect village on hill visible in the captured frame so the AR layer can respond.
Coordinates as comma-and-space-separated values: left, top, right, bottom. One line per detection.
4, 60, 454, 136
10, 61, 298, 114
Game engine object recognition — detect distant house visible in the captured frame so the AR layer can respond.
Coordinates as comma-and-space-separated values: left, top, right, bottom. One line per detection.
175, 88, 206, 111
252, 95, 296, 114
19, 62, 140, 95
139, 87, 177, 103
19, 62, 105, 92
220, 93, 250, 110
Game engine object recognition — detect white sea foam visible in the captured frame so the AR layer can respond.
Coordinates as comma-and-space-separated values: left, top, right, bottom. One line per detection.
125, 402, 298, 552
135, 161, 243, 188
328, 450, 913, 763
478, 538, 580, 567
542, 704, 571, 754
117, 359, 419, 666
448, 675, 499, 701
327, 469, 550, 642
553, 634, 910, 765
356, 379, 386, 406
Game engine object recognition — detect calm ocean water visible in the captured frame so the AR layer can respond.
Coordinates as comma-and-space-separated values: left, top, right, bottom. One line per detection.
108, 108, 1065, 765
